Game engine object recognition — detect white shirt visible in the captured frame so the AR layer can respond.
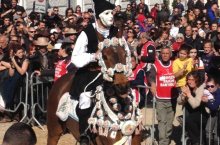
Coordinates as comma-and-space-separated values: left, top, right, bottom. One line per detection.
198, 28, 206, 38
71, 23, 130, 68
71, 23, 100, 68
71, 31, 96, 68
170, 26, 179, 38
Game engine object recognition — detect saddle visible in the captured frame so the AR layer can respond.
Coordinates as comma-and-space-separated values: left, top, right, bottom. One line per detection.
56, 92, 79, 121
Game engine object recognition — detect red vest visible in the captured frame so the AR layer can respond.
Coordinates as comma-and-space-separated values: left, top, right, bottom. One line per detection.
128, 65, 147, 103
154, 59, 176, 99
139, 41, 155, 69
54, 59, 71, 81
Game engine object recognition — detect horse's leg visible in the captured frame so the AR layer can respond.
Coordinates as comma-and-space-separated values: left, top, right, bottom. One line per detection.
132, 134, 141, 145
66, 118, 80, 142
47, 73, 75, 145
96, 133, 123, 145
47, 117, 64, 145
47, 89, 64, 145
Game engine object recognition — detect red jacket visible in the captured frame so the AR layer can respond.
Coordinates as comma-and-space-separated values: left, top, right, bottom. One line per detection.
150, 7, 158, 20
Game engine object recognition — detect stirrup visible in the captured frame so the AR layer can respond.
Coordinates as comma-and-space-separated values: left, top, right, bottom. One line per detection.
80, 134, 90, 145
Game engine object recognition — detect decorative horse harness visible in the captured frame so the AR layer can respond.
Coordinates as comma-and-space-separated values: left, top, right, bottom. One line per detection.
87, 37, 143, 145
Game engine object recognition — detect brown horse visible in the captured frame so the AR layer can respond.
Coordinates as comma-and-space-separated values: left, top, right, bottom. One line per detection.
47, 25, 142, 145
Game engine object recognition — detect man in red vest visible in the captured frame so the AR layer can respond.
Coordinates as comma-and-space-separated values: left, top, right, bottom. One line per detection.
148, 46, 177, 145
138, 32, 156, 74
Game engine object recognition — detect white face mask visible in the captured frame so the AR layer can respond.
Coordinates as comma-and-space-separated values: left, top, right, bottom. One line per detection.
99, 10, 114, 27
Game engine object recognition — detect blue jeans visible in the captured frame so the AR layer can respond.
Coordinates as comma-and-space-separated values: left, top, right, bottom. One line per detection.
2, 72, 21, 108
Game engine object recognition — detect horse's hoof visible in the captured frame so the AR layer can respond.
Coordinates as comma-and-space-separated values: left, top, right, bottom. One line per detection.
80, 135, 90, 145
141, 126, 151, 141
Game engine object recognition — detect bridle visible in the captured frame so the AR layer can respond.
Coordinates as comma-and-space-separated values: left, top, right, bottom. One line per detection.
87, 37, 143, 145
96, 37, 133, 82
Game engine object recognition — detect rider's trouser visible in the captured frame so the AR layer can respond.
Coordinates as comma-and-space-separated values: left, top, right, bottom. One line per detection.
76, 106, 93, 134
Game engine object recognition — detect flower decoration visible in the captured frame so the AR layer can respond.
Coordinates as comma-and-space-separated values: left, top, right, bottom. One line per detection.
97, 110, 103, 118
115, 63, 124, 73
98, 42, 104, 51
107, 68, 114, 77
103, 39, 111, 48
111, 37, 119, 46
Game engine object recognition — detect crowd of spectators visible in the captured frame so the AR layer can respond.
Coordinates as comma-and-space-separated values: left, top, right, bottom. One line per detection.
0, 0, 220, 144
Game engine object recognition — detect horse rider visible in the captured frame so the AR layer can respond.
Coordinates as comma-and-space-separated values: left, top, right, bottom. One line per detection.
68, 0, 122, 144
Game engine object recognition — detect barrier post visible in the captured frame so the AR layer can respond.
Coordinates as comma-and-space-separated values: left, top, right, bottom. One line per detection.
151, 96, 156, 144
3, 72, 29, 122
27, 72, 53, 130
20, 72, 29, 122
200, 113, 203, 145
182, 107, 186, 145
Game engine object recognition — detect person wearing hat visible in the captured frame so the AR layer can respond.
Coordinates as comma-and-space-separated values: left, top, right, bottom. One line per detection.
66, 0, 121, 144
33, 37, 56, 79
64, 27, 78, 44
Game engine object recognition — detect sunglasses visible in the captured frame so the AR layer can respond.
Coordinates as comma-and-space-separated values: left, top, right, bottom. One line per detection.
206, 85, 215, 88
165, 23, 171, 25
190, 51, 197, 53
176, 37, 183, 39
134, 27, 139, 29
84, 17, 90, 20
197, 23, 202, 25
128, 30, 133, 33
36, 46, 47, 49
192, 30, 198, 32
29, 31, 36, 33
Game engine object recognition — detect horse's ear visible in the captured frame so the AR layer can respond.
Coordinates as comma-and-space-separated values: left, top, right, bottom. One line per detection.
114, 12, 125, 38
116, 27, 123, 38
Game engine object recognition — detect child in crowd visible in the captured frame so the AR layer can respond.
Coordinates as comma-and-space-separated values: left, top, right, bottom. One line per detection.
202, 76, 220, 145
189, 47, 204, 71
173, 44, 194, 89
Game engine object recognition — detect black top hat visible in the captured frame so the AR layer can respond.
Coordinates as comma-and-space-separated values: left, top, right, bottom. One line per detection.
93, 0, 115, 19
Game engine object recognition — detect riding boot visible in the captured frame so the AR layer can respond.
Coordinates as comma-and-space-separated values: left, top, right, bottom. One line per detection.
76, 106, 93, 145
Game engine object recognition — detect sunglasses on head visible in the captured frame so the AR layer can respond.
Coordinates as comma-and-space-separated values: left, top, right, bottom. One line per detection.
206, 85, 215, 88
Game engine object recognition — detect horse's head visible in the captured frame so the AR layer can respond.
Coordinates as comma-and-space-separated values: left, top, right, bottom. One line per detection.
97, 36, 132, 95
87, 31, 142, 142
96, 31, 134, 119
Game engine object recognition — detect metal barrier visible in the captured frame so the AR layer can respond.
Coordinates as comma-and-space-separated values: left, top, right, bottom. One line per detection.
206, 108, 220, 145
3, 72, 29, 122
182, 106, 220, 145
28, 72, 53, 130
182, 107, 204, 145
137, 85, 158, 145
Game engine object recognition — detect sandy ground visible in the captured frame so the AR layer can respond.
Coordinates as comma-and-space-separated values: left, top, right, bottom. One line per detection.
0, 105, 183, 145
